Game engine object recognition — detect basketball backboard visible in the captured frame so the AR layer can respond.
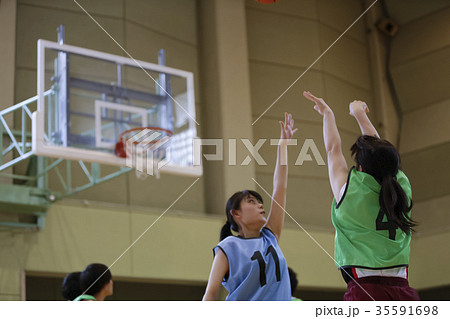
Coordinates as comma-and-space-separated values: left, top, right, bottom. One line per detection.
32, 39, 201, 177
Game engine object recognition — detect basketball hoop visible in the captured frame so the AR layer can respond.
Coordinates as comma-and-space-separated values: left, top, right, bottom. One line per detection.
115, 127, 173, 179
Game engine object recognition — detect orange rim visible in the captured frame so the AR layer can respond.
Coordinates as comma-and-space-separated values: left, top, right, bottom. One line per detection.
115, 127, 173, 158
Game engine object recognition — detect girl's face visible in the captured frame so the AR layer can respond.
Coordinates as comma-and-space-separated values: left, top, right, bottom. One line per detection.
105, 279, 113, 296
234, 194, 266, 229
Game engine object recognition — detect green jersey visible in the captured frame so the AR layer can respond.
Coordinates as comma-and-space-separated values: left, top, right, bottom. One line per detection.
332, 167, 412, 269
73, 294, 96, 301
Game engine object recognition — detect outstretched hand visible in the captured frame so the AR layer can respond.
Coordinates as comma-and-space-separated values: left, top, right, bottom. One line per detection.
303, 91, 331, 116
280, 112, 298, 142
349, 100, 369, 117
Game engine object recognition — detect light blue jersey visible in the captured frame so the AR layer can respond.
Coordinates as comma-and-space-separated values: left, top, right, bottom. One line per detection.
213, 227, 291, 301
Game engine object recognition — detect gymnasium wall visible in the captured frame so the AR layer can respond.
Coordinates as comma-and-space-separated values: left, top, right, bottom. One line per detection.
0, 202, 341, 300
0, 0, 16, 184
244, 0, 378, 287
386, 0, 450, 290
245, 0, 375, 231
0, 0, 448, 300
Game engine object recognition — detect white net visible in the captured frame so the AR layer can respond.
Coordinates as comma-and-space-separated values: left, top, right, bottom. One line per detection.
123, 128, 172, 180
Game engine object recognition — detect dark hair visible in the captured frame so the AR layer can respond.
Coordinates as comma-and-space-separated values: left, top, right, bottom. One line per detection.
351, 135, 416, 234
79, 263, 112, 296
220, 190, 263, 241
62, 272, 82, 301
288, 267, 298, 296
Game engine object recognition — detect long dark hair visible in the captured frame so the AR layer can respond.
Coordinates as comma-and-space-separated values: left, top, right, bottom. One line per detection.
62, 271, 82, 301
220, 190, 264, 241
351, 135, 416, 234
79, 263, 112, 296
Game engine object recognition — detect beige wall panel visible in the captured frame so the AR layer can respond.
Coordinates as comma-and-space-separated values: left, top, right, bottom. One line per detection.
0, 0, 17, 186
254, 120, 328, 179
25, 205, 133, 275
323, 75, 374, 136
255, 172, 334, 229
362, 13, 399, 143
18, 0, 124, 17
400, 99, 450, 154
16, 5, 125, 70
125, 22, 200, 98
409, 231, 450, 289
246, 9, 322, 69
245, 0, 317, 20
15, 68, 51, 104
390, 48, 450, 113
12, 70, 46, 177
253, 118, 357, 179
413, 194, 450, 235
61, 176, 128, 206
385, 0, 450, 25
0, 294, 21, 301
0, 268, 21, 295
1, 202, 446, 294
249, 62, 325, 120
316, 0, 366, 43
129, 174, 205, 213
199, 0, 256, 214
126, 0, 197, 45
401, 142, 450, 203
56, 168, 204, 214
0, 0, 16, 106
129, 211, 219, 281
279, 228, 345, 289
391, 6, 450, 67
319, 24, 371, 90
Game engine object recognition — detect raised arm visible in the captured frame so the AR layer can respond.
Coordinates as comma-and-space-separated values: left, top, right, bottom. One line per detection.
265, 112, 297, 241
202, 249, 229, 301
349, 100, 380, 138
303, 91, 348, 202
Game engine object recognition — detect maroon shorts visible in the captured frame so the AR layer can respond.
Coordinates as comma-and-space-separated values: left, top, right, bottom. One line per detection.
344, 276, 420, 301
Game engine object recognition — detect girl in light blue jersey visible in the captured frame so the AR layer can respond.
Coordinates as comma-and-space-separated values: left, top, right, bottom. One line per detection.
203, 113, 297, 301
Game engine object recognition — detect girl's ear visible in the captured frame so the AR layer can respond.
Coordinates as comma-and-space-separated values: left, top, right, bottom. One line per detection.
358, 165, 363, 172
230, 209, 240, 219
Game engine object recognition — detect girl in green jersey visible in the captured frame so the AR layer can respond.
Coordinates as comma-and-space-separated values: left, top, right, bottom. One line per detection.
303, 91, 419, 301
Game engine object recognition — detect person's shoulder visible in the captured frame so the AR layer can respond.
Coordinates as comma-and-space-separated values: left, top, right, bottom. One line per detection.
218, 235, 239, 245
261, 227, 277, 240
215, 235, 239, 252
397, 170, 410, 182
73, 294, 96, 301
397, 170, 412, 196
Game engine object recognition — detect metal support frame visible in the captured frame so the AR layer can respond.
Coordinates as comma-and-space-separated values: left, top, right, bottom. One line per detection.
0, 25, 201, 230
0, 88, 133, 229
0, 91, 133, 198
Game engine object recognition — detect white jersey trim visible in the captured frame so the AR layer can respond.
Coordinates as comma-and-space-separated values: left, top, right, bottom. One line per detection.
355, 266, 408, 279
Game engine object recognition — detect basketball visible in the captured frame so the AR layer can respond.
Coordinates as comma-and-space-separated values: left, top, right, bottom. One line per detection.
255, 0, 279, 4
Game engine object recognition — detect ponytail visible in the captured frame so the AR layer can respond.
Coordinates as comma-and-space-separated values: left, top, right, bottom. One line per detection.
62, 272, 82, 301
379, 175, 416, 234
351, 135, 418, 234
220, 221, 233, 241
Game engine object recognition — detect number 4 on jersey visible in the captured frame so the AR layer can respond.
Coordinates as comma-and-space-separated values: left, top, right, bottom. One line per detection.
376, 209, 398, 240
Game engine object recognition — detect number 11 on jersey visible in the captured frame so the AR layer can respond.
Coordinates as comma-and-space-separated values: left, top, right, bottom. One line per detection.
251, 245, 281, 287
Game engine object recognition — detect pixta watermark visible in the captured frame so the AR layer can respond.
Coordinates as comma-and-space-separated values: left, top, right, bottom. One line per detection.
126, 135, 326, 177
193, 138, 325, 166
